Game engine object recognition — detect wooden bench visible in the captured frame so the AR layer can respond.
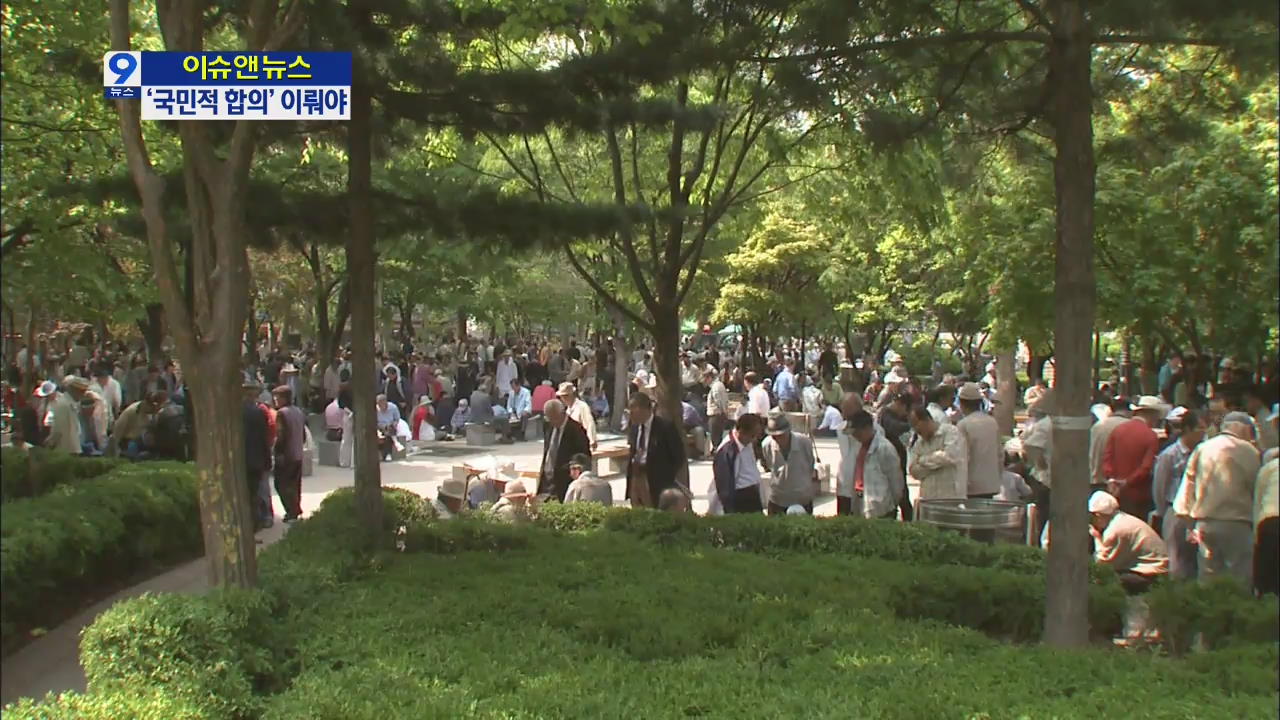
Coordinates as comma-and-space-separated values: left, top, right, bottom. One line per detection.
593, 446, 630, 478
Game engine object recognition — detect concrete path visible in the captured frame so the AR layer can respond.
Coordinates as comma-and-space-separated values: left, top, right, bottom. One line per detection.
1, 430, 859, 707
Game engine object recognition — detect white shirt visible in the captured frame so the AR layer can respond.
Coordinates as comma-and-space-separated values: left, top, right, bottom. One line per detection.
818, 405, 844, 431
568, 398, 597, 448
634, 417, 653, 465
744, 385, 770, 418
734, 436, 762, 489
495, 359, 518, 392
706, 380, 729, 417
1022, 416, 1054, 488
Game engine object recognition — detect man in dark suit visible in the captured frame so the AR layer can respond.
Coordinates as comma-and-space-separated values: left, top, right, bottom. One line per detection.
625, 392, 689, 508
537, 398, 590, 502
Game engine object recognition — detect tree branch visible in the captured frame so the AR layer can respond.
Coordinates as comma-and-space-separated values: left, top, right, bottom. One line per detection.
564, 242, 653, 332
109, 0, 195, 353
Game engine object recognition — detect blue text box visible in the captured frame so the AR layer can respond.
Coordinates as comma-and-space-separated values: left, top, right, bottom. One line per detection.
140, 52, 352, 86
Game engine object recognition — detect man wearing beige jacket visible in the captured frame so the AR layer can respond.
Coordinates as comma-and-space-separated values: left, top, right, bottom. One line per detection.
1173, 412, 1262, 587
908, 406, 968, 501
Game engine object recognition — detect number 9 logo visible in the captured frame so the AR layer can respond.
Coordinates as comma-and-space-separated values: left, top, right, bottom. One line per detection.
102, 51, 141, 86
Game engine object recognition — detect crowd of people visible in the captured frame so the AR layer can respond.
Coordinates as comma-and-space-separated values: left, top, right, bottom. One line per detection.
5, 329, 1277, 609
5, 338, 190, 460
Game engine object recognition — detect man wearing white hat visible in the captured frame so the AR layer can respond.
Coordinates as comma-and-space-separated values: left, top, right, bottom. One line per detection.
1087, 490, 1169, 595
956, 382, 1001, 500
491, 480, 533, 523
432, 477, 467, 520
1102, 395, 1169, 519
557, 382, 597, 451
1173, 412, 1262, 587
45, 376, 86, 454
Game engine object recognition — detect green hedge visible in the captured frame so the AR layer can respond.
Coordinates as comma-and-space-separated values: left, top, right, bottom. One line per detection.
532, 502, 1117, 583
6, 489, 1275, 719
1147, 578, 1280, 656
79, 589, 293, 719
0, 447, 124, 503
0, 462, 201, 649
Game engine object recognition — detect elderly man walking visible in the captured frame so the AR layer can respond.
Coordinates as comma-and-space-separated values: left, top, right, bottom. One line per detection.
761, 412, 817, 515
1172, 412, 1262, 587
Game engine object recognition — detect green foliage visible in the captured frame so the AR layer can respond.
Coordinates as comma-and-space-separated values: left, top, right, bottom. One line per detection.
0, 462, 200, 649
1146, 578, 1280, 656
712, 202, 833, 336
0, 447, 124, 504
79, 590, 292, 719
2, 687, 208, 720
10, 489, 1277, 718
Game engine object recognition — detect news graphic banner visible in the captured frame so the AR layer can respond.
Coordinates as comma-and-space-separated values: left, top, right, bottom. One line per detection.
103, 51, 352, 121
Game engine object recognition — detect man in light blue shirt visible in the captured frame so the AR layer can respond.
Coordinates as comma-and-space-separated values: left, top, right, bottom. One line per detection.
774, 359, 798, 412
1151, 408, 1204, 580
498, 378, 533, 443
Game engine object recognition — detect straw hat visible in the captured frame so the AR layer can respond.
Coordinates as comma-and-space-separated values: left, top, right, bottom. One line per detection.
501, 480, 531, 498
439, 477, 466, 501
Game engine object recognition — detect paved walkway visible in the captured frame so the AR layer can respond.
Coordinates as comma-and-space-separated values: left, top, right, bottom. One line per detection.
0, 430, 854, 707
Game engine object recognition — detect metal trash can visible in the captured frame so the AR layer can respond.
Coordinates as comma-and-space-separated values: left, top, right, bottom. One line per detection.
916, 498, 1028, 545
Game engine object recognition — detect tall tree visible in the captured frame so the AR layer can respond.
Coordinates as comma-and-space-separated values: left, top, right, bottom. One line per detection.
477, 0, 839, 419
776, 0, 1277, 646
109, 0, 303, 587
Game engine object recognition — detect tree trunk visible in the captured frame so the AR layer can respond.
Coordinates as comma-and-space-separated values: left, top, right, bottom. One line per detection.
456, 308, 467, 343
798, 318, 807, 376
398, 300, 413, 340
1028, 353, 1049, 385
1043, 0, 1096, 649
346, 76, 384, 547
138, 303, 165, 361
995, 346, 1017, 438
327, 281, 350, 360
190, 364, 257, 586
609, 306, 630, 432
22, 305, 38, 396
650, 308, 683, 422
1092, 331, 1101, 391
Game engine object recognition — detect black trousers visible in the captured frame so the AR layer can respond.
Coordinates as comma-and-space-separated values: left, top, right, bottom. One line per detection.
709, 414, 728, 451
1256, 517, 1279, 597
273, 458, 303, 519
728, 486, 763, 514
835, 495, 896, 519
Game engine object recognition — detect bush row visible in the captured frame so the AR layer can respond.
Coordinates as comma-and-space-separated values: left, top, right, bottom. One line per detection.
0, 447, 124, 503
532, 502, 1117, 583
6, 488, 1276, 719
3, 486, 432, 719
0, 462, 201, 650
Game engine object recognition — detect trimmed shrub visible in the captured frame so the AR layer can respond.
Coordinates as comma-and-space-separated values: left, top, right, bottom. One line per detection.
0, 462, 201, 648
2, 687, 208, 720
0, 447, 124, 503
1147, 578, 1280, 655
78, 589, 292, 720
255, 485, 432, 614
535, 504, 1116, 582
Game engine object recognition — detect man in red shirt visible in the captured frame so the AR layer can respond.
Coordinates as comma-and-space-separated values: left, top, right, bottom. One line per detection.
1102, 395, 1168, 520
